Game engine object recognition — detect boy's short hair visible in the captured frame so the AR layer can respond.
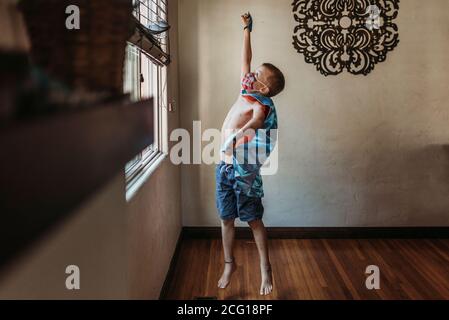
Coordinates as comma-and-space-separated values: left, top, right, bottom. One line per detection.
262, 63, 285, 97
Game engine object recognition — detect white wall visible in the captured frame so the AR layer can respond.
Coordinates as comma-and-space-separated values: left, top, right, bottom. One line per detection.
178, 0, 449, 227
127, 0, 182, 299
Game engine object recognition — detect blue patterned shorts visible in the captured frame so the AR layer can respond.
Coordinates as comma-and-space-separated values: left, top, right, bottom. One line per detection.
215, 161, 264, 222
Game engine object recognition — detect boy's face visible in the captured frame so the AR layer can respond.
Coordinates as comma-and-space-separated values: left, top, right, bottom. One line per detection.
252, 65, 271, 96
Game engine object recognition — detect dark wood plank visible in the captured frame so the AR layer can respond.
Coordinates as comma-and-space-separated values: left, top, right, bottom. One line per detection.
183, 226, 449, 239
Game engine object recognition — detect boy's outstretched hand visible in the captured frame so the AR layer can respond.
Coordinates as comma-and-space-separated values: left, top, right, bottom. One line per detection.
241, 12, 252, 31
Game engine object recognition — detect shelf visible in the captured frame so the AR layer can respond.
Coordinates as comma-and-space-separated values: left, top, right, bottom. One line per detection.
0, 98, 153, 266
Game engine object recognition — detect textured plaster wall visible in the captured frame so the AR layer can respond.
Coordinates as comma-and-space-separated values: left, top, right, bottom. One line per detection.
178, 0, 449, 226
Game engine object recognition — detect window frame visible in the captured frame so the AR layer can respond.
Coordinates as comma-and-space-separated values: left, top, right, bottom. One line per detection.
124, 0, 170, 200
124, 44, 168, 201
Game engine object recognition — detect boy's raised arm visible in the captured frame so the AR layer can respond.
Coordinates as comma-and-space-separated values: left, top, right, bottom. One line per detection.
241, 12, 252, 79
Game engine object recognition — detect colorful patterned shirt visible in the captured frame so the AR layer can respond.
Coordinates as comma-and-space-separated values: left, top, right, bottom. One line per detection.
232, 78, 278, 198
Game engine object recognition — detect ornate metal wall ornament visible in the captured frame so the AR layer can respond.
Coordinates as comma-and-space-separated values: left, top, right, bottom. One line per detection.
292, 0, 400, 76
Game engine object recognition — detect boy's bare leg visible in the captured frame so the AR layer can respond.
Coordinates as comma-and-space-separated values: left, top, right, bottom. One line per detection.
218, 218, 237, 288
248, 219, 273, 295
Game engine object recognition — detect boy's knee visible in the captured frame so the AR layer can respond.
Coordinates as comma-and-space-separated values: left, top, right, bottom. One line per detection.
221, 218, 235, 227
247, 218, 262, 229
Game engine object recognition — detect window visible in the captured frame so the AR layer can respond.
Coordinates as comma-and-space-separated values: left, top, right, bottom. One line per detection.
124, 0, 169, 200
134, 0, 170, 56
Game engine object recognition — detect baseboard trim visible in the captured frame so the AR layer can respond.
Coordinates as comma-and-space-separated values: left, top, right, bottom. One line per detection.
182, 226, 449, 239
159, 228, 184, 300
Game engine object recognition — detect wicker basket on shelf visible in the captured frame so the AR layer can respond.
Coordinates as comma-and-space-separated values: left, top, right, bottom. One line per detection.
19, 0, 133, 96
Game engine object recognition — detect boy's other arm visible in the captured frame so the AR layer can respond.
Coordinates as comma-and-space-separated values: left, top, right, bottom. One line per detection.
241, 13, 252, 78
222, 104, 265, 154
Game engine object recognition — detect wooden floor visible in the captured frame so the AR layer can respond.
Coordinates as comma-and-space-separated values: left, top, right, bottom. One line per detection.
162, 238, 449, 300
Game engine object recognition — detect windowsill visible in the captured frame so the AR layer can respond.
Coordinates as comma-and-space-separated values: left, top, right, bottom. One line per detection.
125, 152, 167, 202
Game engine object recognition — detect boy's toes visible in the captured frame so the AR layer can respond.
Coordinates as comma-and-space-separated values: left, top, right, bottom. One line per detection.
218, 279, 227, 289
260, 284, 273, 295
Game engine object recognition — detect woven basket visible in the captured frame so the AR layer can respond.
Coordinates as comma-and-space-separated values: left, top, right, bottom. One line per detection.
20, 0, 133, 96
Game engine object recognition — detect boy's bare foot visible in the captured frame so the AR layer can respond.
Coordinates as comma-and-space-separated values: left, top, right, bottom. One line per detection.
218, 259, 236, 289
260, 264, 273, 295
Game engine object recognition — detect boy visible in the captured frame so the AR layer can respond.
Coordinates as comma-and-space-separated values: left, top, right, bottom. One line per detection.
215, 12, 285, 296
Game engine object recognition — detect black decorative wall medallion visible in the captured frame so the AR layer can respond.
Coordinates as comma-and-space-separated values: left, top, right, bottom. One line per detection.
292, 0, 400, 76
